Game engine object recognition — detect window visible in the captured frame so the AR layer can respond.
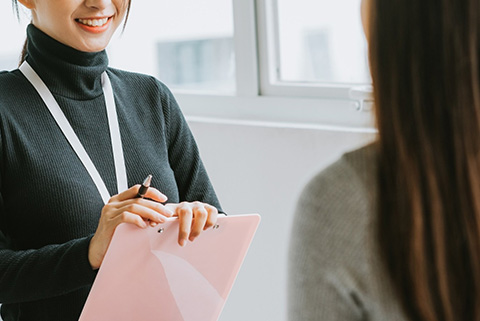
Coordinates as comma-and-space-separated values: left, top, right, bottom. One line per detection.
155, 37, 233, 91
256, 0, 371, 99
0, 0, 374, 129
275, 0, 369, 84
108, 0, 235, 93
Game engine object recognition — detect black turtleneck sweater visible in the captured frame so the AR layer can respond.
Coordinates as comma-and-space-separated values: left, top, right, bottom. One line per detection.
0, 24, 222, 321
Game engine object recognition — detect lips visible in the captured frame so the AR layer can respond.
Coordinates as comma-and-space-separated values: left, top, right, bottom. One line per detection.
75, 16, 112, 33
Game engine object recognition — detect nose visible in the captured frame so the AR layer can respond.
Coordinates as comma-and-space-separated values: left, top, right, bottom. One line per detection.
84, 0, 111, 10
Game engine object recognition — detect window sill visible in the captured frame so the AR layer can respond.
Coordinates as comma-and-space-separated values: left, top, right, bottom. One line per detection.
174, 92, 377, 133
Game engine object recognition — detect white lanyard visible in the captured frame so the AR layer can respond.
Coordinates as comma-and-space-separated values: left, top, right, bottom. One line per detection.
19, 62, 128, 204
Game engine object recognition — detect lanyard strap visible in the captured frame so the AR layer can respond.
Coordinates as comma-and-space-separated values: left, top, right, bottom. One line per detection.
19, 62, 128, 204
102, 72, 128, 196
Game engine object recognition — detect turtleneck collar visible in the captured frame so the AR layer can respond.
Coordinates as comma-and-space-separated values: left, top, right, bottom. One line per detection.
25, 24, 109, 100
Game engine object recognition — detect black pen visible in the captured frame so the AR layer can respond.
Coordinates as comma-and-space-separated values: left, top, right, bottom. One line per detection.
137, 174, 152, 198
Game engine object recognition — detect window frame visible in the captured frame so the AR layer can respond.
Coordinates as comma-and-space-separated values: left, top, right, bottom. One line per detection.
174, 0, 375, 131
0, 0, 375, 130
256, 0, 359, 99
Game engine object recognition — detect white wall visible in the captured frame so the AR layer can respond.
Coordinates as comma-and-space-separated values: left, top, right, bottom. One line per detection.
0, 122, 372, 321
187, 119, 375, 321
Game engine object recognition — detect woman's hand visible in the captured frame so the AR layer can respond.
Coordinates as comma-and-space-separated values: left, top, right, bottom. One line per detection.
165, 202, 219, 247
88, 185, 173, 269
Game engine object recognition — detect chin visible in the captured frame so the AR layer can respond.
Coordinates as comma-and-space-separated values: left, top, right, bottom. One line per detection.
75, 42, 109, 53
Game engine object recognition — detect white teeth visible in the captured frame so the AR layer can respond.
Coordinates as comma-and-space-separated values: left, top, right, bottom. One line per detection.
77, 18, 109, 27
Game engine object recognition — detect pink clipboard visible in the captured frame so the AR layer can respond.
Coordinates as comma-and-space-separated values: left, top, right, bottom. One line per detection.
79, 214, 260, 321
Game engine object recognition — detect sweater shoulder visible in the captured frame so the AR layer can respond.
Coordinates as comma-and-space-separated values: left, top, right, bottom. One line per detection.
104, 68, 184, 140
0, 69, 24, 82
106, 68, 172, 96
300, 142, 378, 211
0, 70, 30, 96
295, 142, 378, 252
0, 70, 37, 111
341, 142, 378, 189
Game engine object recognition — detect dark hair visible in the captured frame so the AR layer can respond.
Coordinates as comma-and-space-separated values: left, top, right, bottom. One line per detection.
12, 0, 132, 65
370, 0, 480, 320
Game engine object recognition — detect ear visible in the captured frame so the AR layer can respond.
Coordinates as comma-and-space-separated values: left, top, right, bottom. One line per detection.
17, 0, 35, 10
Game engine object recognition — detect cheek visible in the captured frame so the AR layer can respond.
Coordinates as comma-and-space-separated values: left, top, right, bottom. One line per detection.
32, 1, 71, 27
361, 0, 371, 40
114, 0, 130, 18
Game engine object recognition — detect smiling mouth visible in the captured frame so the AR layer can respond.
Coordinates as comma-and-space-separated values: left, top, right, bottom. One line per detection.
75, 17, 111, 27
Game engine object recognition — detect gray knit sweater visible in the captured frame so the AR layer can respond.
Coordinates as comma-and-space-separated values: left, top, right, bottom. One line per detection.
288, 143, 408, 321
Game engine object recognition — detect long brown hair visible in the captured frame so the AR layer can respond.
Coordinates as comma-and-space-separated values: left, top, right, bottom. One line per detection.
12, 0, 132, 65
370, 0, 480, 320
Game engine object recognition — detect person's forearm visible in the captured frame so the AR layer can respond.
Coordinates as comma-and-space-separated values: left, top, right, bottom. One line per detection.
0, 236, 96, 304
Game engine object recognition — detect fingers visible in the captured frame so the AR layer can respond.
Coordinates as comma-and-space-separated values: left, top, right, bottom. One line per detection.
90, 188, 172, 269
143, 187, 169, 204
189, 205, 208, 241
174, 202, 219, 246
116, 202, 170, 224
107, 185, 173, 223
177, 204, 193, 247
113, 211, 148, 229
110, 185, 168, 203
131, 198, 173, 217
204, 204, 219, 230
88, 207, 156, 269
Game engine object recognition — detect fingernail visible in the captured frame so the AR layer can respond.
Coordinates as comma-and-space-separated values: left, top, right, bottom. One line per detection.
180, 239, 186, 247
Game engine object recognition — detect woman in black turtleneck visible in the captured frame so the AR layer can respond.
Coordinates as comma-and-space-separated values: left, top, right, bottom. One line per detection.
0, 0, 223, 320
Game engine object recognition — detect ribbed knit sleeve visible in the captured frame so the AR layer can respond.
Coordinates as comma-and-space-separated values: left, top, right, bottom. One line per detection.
0, 72, 98, 304
158, 81, 223, 212
0, 237, 96, 304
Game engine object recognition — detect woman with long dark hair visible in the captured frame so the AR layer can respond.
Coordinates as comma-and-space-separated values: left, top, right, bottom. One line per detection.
289, 0, 480, 320
0, 1, 222, 320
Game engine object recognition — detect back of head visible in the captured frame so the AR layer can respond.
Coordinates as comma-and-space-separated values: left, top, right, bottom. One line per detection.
370, 0, 480, 320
